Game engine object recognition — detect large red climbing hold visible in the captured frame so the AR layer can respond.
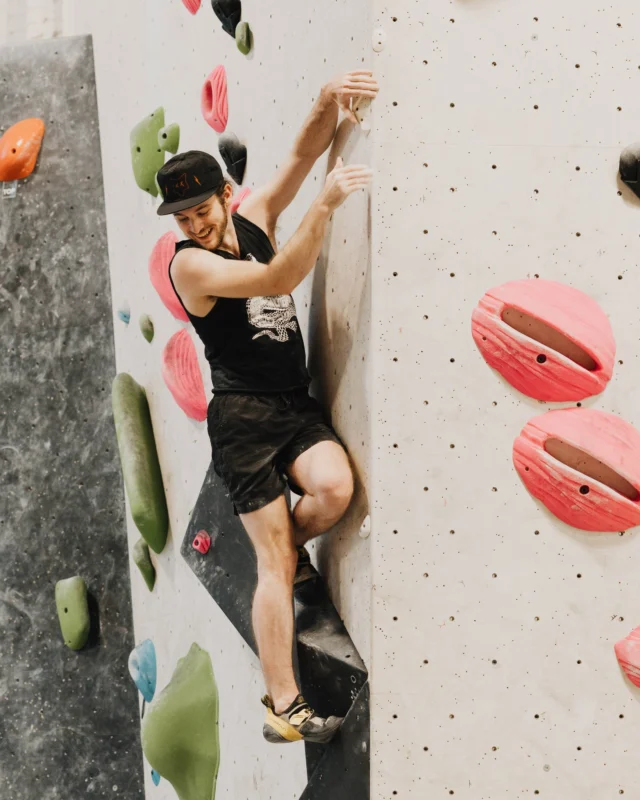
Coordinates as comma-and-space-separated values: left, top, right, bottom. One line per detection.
192, 530, 211, 554
162, 329, 208, 421
513, 408, 640, 532
182, 0, 201, 13
615, 626, 640, 687
148, 231, 189, 322
472, 279, 615, 402
230, 186, 251, 214
201, 66, 228, 133
0, 118, 46, 181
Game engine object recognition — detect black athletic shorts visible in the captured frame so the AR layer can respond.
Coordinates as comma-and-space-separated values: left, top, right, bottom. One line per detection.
207, 387, 344, 515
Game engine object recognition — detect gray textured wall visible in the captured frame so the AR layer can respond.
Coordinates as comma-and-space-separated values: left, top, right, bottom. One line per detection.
0, 35, 143, 799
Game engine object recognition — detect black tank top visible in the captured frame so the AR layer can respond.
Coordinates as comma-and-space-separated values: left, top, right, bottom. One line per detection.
168, 213, 311, 394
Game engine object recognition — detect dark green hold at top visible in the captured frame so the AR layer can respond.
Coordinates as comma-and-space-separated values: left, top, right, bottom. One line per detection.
211, 0, 241, 37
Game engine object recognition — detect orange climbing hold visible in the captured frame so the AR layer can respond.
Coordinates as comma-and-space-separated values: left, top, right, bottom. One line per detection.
0, 118, 46, 181
162, 329, 208, 421
201, 66, 228, 133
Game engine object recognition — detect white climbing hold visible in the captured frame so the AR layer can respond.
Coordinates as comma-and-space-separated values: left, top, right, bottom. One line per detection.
372, 28, 386, 52
359, 515, 371, 539
352, 96, 372, 131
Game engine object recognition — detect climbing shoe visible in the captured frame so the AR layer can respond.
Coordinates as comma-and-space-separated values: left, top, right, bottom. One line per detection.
261, 694, 343, 744
294, 545, 319, 585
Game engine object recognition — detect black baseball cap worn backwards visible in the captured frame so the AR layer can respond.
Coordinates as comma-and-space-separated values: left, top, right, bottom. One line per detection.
156, 150, 225, 216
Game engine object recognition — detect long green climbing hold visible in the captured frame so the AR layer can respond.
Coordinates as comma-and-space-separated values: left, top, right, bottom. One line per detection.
133, 538, 156, 591
235, 21, 252, 55
142, 643, 220, 800
139, 313, 155, 343
112, 373, 168, 554
55, 577, 90, 650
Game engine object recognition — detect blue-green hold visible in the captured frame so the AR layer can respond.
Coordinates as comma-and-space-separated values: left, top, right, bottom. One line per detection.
129, 639, 157, 703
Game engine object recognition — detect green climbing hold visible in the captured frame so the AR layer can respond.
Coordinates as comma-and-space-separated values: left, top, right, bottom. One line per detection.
133, 538, 156, 591
130, 107, 167, 197
139, 313, 155, 343
235, 21, 252, 55
55, 577, 90, 650
158, 123, 180, 154
142, 644, 220, 800
112, 373, 168, 554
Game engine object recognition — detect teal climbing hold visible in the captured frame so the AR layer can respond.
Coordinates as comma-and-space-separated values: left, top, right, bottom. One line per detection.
112, 373, 168, 554
129, 639, 157, 703
151, 769, 161, 786
133, 538, 156, 591
139, 313, 155, 343
158, 123, 180, 154
235, 21, 252, 55
118, 303, 131, 325
55, 577, 90, 651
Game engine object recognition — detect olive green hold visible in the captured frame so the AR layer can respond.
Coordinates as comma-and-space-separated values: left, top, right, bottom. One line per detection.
236, 21, 253, 55
55, 577, 90, 651
133, 539, 156, 591
112, 373, 169, 554
139, 313, 155, 343
158, 123, 180, 155
130, 107, 166, 197
142, 644, 220, 800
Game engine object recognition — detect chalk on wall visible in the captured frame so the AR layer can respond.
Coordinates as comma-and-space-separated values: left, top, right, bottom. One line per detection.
218, 132, 247, 185
0, 118, 46, 181
55, 577, 90, 651
133, 538, 156, 591
129, 639, 157, 703
148, 231, 189, 322
112, 373, 169, 554
513, 408, 640, 532
201, 66, 228, 133
161, 329, 208, 421
472, 279, 615, 402
141, 643, 220, 800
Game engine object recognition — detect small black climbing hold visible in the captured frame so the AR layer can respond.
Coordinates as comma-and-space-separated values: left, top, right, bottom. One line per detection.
218, 133, 247, 185
619, 141, 640, 198
211, 0, 241, 37
536, 354, 547, 363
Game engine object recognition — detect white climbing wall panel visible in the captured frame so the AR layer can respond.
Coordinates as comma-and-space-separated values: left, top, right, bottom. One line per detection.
370, 1, 640, 798
41, 1, 372, 798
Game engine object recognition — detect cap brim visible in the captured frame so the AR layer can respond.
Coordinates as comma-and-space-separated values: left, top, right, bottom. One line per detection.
156, 188, 217, 216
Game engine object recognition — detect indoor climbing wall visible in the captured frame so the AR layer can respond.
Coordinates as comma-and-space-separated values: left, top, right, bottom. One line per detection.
0, 35, 143, 798
51, 1, 372, 797
370, 2, 640, 798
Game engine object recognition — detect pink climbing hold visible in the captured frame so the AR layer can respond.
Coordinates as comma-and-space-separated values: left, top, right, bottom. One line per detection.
181, 0, 201, 13
192, 530, 211, 554
161, 329, 208, 421
230, 186, 251, 214
513, 408, 640, 532
201, 66, 228, 133
615, 626, 640, 687
471, 279, 615, 402
148, 231, 189, 323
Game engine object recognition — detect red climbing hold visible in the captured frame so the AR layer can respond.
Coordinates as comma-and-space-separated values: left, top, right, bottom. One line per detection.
181, 0, 201, 13
230, 186, 251, 214
615, 626, 640, 687
192, 530, 211, 554
162, 329, 208, 421
201, 66, 228, 133
148, 231, 189, 322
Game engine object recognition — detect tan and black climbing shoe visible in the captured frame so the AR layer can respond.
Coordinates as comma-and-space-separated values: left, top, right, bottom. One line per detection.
294, 545, 320, 585
261, 694, 343, 744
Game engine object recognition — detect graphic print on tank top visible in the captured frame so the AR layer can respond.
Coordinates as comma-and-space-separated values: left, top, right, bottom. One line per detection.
244, 253, 299, 343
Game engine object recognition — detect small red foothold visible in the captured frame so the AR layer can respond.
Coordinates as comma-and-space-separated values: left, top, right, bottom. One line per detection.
192, 530, 211, 554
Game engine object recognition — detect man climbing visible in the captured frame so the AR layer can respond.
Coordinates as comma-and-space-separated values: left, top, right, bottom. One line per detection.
157, 70, 378, 744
